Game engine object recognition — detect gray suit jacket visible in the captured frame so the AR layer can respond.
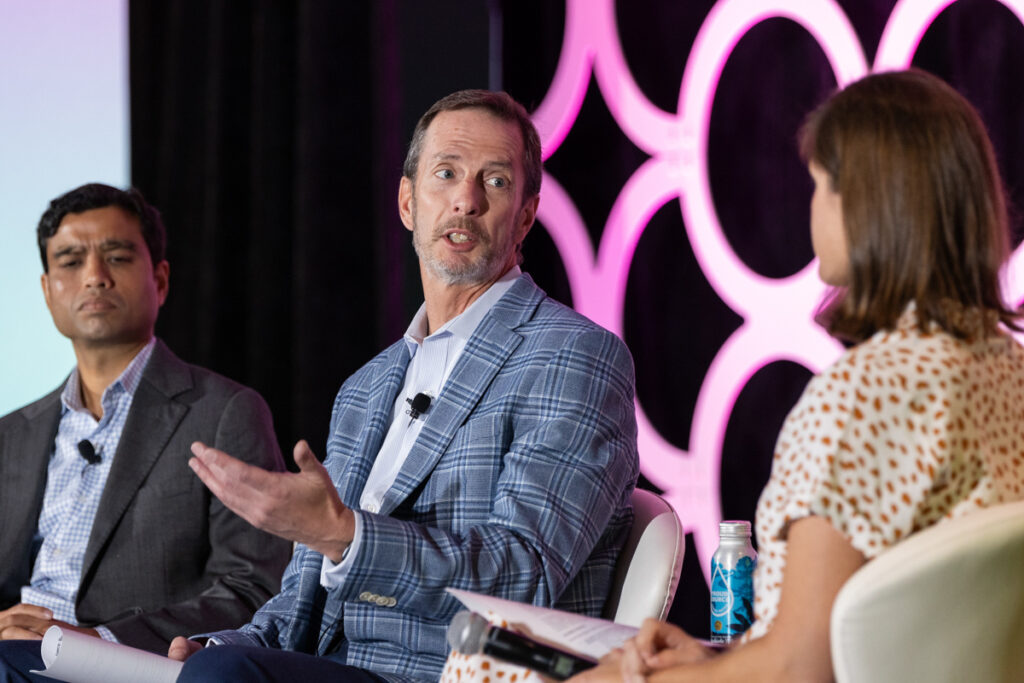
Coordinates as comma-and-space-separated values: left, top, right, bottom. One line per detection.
0, 339, 291, 652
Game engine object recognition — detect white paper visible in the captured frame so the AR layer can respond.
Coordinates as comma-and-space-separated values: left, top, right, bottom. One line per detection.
30, 626, 183, 683
446, 587, 638, 659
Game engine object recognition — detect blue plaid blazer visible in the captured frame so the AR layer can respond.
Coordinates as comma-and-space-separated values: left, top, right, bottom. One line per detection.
209, 275, 639, 681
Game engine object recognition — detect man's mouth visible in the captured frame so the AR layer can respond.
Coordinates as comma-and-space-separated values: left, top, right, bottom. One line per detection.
79, 297, 117, 312
438, 216, 484, 247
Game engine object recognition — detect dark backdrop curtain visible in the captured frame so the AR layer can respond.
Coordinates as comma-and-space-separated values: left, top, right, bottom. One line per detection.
129, 0, 1024, 635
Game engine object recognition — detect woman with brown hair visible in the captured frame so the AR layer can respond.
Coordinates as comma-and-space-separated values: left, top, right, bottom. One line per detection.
574, 69, 1024, 683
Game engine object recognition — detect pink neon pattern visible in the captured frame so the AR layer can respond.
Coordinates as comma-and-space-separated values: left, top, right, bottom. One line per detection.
530, 0, 1024, 582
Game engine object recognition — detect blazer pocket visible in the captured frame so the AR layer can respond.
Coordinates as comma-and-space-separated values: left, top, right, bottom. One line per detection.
424, 414, 510, 505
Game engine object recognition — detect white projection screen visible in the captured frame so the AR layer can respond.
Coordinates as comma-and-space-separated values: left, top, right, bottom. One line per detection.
0, 0, 129, 415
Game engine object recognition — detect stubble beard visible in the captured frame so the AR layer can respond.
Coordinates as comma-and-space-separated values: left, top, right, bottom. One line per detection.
412, 214, 511, 287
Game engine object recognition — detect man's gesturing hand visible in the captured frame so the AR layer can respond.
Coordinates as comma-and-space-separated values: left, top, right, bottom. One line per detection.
189, 439, 355, 562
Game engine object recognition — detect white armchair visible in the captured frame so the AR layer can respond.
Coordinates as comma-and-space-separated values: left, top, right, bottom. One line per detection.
830, 499, 1024, 683
602, 487, 685, 627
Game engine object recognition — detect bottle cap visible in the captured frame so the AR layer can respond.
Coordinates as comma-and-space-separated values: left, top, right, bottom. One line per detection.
719, 520, 752, 536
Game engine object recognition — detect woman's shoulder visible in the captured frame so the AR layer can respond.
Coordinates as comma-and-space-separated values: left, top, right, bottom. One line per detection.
837, 319, 1024, 384
828, 318, 990, 378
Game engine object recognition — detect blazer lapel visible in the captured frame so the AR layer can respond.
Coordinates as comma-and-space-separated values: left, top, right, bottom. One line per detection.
0, 390, 62, 570
81, 341, 191, 580
334, 342, 411, 508
378, 276, 543, 515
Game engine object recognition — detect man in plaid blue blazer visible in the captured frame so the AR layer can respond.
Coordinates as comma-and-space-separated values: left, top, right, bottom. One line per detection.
173, 90, 639, 682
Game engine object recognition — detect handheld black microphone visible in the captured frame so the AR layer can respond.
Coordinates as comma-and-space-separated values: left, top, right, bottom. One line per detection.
405, 392, 432, 420
77, 440, 101, 465
447, 611, 596, 680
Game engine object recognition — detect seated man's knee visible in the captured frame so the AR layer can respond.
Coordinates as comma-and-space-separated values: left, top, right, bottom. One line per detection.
0, 640, 44, 683
177, 645, 263, 682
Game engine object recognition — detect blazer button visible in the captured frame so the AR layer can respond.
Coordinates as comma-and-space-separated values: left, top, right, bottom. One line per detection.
359, 591, 374, 602
386, 597, 397, 607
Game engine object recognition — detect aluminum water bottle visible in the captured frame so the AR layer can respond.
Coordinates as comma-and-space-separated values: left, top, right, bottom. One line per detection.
710, 520, 757, 643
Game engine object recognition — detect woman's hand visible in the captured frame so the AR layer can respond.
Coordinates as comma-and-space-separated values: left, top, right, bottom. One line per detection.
621, 619, 715, 679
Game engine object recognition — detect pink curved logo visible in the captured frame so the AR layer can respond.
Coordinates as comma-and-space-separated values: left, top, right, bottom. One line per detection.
531, 0, 1024, 581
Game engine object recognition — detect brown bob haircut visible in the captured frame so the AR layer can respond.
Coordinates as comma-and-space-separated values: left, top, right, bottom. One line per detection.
799, 69, 1020, 342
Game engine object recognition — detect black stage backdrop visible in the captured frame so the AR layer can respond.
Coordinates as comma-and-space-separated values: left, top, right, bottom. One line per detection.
129, 0, 1024, 635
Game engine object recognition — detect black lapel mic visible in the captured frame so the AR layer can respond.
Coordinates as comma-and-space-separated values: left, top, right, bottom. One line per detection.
405, 392, 432, 420
447, 611, 596, 680
77, 439, 101, 465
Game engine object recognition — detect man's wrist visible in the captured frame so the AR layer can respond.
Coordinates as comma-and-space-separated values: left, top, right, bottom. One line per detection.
317, 507, 356, 563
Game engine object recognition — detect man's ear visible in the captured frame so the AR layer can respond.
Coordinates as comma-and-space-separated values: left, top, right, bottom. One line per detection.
154, 260, 170, 306
398, 176, 415, 231
40, 272, 52, 311
516, 194, 539, 244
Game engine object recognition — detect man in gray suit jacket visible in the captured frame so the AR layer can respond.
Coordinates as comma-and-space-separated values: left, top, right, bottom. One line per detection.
0, 184, 291, 679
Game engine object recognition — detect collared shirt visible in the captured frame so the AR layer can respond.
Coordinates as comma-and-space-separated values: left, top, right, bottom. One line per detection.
22, 338, 156, 641
320, 268, 521, 586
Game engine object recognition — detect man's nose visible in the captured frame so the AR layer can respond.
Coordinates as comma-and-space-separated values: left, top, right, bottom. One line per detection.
452, 178, 485, 216
83, 254, 113, 287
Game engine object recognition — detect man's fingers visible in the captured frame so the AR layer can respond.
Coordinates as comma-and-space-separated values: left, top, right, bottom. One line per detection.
197, 442, 274, 489
293, 440, 334, 489
189, 441, 227, 495
190, 440, 224, 461
188, 455, 226, 500
190, 441, 235, 476
193, 437, 347, 550
0, 626, 45, 641
167, 636, 203, 662
190, 441, 292, 533
190, 442, 268, 500
292, 440, 319, 471
190, 458, 260, 527
0, 611, 53, 640
0, 604, 53, 621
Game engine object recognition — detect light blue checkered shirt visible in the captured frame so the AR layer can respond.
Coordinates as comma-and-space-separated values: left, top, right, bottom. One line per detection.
22, 338, 156, 641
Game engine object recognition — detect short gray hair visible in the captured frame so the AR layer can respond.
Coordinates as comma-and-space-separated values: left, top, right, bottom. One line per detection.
402, 90, 542, 202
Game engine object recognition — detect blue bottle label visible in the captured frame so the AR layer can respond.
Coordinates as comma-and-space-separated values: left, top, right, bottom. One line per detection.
709, 555, 755, 642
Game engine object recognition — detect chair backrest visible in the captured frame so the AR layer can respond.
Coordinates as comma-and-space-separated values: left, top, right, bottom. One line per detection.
602, 488, 685, 627
830, 499, 1024, 683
